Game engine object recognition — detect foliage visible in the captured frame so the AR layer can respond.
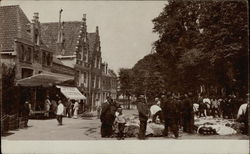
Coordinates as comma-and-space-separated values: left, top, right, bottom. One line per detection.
150, 0, 248, 95
118, 0, 248, 98
118, 68, 134, 97
2, 63, 18, 114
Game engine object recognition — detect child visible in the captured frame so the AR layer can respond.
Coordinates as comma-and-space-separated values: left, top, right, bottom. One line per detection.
115, 107, 126, 140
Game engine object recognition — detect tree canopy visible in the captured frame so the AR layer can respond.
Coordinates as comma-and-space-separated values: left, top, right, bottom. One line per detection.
118, 0, 248, 99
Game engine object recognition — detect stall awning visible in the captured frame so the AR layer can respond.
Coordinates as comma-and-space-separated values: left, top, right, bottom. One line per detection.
56, 85, 86, 100
16, 72, 74, 87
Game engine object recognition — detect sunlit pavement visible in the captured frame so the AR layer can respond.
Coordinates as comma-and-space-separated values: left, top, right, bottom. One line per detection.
1, 109, 248, 140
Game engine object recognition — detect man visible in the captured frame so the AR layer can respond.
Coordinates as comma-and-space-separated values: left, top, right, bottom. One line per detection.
137, 95, 150, 140
100, 97, 117, 137
65, 98, 72, 118
182, 93, 194, 134
56, 100, 64, 125
44, 96, 51, 118
203, 95, 211, 116
162, 93, 179, 138
211, 96, 220, 118
237, 97, 249, 135
23, 101, 31, 127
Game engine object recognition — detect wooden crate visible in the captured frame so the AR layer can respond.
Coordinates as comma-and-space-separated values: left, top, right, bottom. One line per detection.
1, 116, 9, 133
18, 117, 26, 129
8, 114, 19, 130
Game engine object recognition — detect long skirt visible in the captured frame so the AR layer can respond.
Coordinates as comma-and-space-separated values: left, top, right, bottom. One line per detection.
73, 109, 78, 118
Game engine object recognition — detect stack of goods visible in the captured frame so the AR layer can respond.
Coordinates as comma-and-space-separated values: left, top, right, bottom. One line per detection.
18, 117, 26, 129
147, 122, 164, 136
123, 116, 165, 137
1, 114, 9, 133
124, 116, 140, 137
195, 117, 239, 135
8, 114, 19, 130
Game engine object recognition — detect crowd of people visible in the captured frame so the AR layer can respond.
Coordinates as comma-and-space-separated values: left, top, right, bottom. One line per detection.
100, 92, 249, 140
137, 92, 249, 139
22, 95, 84, 127
21, 92, 248, 140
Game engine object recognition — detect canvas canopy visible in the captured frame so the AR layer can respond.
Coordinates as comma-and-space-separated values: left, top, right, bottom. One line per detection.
16, 72, 74, 87
56, 85, 86, 100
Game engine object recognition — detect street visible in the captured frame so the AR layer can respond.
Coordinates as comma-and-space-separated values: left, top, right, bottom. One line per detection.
2, 109, 248, 140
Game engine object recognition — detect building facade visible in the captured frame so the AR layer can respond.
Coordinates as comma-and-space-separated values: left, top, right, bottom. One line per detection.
0, 5, 76, 114
41, 13, 117, 111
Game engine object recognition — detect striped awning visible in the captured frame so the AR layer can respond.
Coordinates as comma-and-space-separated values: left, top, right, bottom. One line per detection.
56, 85, 86, 100
16, 72, 74, 87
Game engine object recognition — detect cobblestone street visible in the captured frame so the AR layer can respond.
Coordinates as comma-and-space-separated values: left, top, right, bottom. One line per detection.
2, 109, 248, 140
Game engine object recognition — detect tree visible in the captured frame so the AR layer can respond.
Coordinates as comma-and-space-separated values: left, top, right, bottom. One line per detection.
132, 53, 166, 101
2, 63, 18, 114
118, 68, 133, 109
151, 0, 248, 95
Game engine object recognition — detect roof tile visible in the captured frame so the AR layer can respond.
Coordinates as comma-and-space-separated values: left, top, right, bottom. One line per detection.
0, 5, 31, 51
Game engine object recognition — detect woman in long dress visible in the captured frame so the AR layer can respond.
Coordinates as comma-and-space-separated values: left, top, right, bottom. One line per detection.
73, 101, 79, 119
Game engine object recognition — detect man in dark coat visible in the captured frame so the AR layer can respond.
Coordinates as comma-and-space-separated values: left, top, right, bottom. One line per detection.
162, 94, 179, 138
182, 93, 194, 134
100, 97, 117, 138
137, 95, 150, 140
23, 101, 31, 127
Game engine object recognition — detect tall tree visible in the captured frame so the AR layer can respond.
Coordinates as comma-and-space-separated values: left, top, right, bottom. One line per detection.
118, 68, 133, 108
152, 0, 248, 95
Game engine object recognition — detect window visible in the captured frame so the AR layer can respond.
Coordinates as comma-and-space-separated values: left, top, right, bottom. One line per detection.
27, 47, 32, 62
83, 72, 87, 83
19, 45, 25, 61
47, 53, 51, 66
42, 52, 46, 65
21, 68, 33, 79
95, 76, 98, 88
92, 76, 95, 88
34, 49, 40, 63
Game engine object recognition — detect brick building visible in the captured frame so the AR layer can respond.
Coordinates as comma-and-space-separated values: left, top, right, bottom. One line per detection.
0, 5, 77, 114
41, 14, 117, 111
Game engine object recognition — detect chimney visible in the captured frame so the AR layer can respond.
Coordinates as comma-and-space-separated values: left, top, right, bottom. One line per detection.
82, 14, 86, 21
31, 12, 40, 45
105, 63, 108, 74
96, 26, 99, 35
33, 12, 39, 22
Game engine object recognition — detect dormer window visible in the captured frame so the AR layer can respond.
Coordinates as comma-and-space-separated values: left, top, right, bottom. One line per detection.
26, 24, 31, 33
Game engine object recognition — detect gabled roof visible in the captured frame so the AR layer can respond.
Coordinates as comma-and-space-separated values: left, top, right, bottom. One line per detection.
41, 21, 82, 56
0, 5, 32, 51
87, 32, 97, 53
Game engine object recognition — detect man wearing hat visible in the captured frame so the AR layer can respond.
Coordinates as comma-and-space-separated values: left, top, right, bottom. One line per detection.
162, 93, 179, 138
182, 93, 194, 134
100, 96, 117, 137
137, 95, 150, 139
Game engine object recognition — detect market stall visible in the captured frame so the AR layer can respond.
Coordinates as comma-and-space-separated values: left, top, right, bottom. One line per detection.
16, 72, 74, 119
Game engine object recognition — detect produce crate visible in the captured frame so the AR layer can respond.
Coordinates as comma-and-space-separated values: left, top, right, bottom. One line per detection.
18, 117, 26, 129
1, 115, 9, 134
8, 114, 19, 130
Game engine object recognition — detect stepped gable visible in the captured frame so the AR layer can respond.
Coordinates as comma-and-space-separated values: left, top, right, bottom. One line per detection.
41, 21, 82, 56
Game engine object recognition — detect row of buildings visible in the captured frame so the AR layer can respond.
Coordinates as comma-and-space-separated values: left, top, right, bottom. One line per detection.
0, 5, 118, 114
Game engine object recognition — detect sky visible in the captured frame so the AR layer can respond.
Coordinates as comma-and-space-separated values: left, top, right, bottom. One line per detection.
2, 0, 166, 72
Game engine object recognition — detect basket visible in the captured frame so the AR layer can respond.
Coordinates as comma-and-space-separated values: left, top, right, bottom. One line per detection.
1, 115, 9, 134
18, 117, 26, 129
8, 114, 19, 130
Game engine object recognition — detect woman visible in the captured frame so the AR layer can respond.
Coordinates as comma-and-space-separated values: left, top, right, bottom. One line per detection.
73, 100, 79, 119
